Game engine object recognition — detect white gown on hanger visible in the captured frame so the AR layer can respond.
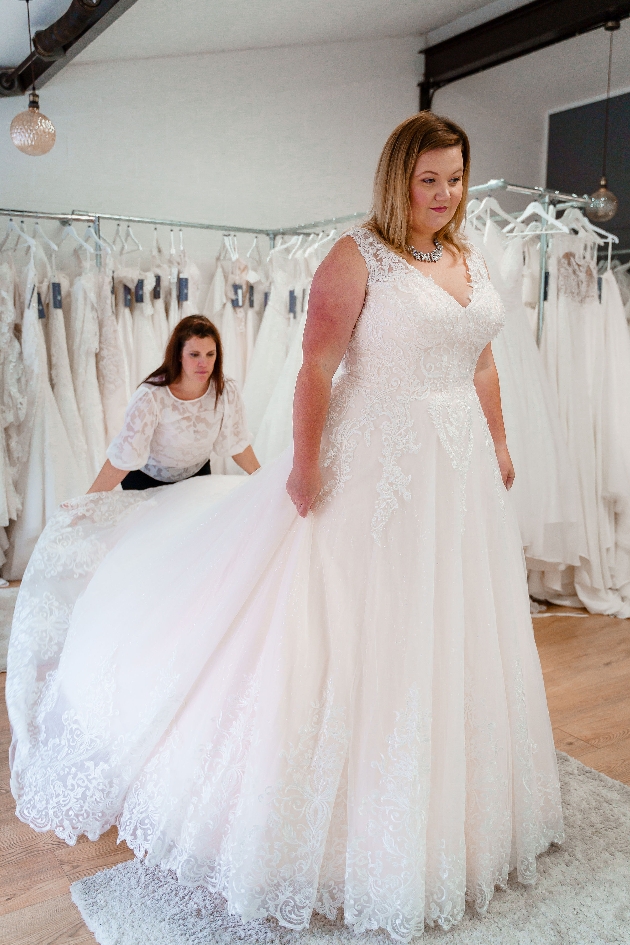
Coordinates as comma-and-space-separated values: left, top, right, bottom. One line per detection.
0, 259, 24, 530
68, 268, 108, 479
43, 272, 90, 490
533, 236, 630, 616
8, 229, 562, 940
4, 254, 85, 580
254, 248, 319, 463
150, 257, 170, 358
114, 267, 136, 401
242, 250, 297, 436
95, 264, 129, 444
131, 272, 162, 387
466, 222, 585, 574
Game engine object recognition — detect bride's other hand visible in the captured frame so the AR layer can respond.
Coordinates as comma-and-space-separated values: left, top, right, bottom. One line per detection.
495, 443, 515, 490
287, 464, 322, 517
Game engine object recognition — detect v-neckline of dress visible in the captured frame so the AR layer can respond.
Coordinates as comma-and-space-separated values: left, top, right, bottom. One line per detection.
401, 254, 476, 311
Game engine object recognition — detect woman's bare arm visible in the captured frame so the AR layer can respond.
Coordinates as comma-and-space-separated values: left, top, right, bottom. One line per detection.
474, 343, 515, 490
232, 445, 261, 474
87, 460, 128, 493
287, 237, 368, 517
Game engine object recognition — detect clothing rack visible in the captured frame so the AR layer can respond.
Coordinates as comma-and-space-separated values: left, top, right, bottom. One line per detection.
469, 180, 601, 345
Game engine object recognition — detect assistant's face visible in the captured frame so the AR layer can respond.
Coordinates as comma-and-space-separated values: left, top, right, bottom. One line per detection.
408, 146, 464, 236
180, 335, 217, 383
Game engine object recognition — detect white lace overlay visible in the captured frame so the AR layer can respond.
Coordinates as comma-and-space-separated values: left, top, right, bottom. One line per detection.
106, 378, 251, 482
320, 228, 506, 541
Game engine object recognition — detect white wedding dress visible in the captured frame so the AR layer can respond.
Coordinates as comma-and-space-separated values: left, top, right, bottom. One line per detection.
7, 228, 563, 941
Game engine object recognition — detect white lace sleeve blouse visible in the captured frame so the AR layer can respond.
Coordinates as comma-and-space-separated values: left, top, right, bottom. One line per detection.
106, 377, 251, 482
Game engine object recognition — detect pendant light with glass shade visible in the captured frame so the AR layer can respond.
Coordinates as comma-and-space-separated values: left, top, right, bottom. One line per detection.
586, 20, 619, 224
9, 0, 56, 157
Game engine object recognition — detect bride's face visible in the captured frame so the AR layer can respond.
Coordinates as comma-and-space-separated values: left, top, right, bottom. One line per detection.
180, 335, 217, 384
408, 146, 464, 237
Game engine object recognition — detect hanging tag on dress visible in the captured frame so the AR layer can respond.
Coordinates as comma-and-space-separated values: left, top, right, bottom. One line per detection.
178, 277, 189, 303
153, 274, 161, 299
135, 279, 144, 304
37, 292, 46, 319
123, 285, 132, 308
111, 274, 115, 295
543, 271, 549, 302
288, 289, 297, 318
231, 283, 243, 308
301, 287, 306, 313
248, 284, 255, 308
264, 291, 270, 309
51, 282, 63, 310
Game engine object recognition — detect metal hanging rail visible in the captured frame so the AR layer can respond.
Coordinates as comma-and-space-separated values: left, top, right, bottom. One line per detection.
0, 207, 366, 240
468, 178, 590, 205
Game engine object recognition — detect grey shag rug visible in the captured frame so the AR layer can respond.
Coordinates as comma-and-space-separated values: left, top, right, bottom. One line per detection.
70, 753, 630, 945
0, 585, 18, 672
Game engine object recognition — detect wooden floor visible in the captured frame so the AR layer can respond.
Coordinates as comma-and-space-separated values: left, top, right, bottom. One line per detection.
0, 606, 629, 944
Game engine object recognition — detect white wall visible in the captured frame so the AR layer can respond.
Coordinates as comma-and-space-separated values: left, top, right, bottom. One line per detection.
0, 34, 422, 276
435, 25, 630, 203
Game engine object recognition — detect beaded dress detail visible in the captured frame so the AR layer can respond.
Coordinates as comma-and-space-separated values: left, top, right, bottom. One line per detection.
7, 227, 563, 942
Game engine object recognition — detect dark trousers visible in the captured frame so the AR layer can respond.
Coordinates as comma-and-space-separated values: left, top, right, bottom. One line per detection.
121, 460, 211, 491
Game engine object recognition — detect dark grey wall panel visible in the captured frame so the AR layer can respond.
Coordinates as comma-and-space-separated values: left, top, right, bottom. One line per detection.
547, 92, 630, 250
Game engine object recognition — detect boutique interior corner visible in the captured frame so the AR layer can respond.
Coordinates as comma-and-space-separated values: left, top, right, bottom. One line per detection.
1, 0, 630, 940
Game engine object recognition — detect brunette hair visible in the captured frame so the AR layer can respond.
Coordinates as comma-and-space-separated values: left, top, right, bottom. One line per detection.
365, 111, 471, 256
144, 315, 225, 406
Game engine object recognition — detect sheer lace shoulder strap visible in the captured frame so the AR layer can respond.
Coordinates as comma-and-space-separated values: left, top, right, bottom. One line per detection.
346, 227, 408, 285
464, 242, 490, 289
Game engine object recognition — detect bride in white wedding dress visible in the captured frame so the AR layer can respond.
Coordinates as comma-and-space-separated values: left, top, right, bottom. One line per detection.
6, 113, 563, 941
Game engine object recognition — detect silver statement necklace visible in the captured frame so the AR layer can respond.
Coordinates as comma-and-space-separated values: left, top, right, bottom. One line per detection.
406, 239, 443, 263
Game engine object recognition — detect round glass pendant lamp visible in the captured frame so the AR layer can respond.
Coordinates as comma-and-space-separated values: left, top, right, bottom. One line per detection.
9, 0, 56, 157
10, 90, 55, 155
586, 21, 619, 224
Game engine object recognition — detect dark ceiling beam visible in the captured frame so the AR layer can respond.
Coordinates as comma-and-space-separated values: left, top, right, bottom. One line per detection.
0, 0, 140, 97
419, 0, 630, 110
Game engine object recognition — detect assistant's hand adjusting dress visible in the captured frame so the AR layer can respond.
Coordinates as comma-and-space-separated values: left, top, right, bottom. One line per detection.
7, 227, 563, 941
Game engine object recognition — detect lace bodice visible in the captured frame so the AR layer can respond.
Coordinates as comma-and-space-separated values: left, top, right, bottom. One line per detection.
320, 227, 506, 541
106, 378, 251, 482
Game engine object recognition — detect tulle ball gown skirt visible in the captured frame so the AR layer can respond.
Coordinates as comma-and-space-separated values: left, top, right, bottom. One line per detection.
7, 396, 563, 942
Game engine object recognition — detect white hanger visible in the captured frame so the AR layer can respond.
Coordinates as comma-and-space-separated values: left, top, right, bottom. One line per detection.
503, 201, 569, 234
60, 223, 95, 254
288, 235, 304, 258
33, 221, 58, 253
0, 218, 36, 254
467, 196, 516, 229
246, 235, 259, 258
306, 228, 337, 256
179, 228, 185, 254
112, 223, 125, 254
83, 224, 112, 255
122, 225, 142, 254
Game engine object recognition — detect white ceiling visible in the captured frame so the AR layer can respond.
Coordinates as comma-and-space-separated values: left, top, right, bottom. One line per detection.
0, 0, 532, 69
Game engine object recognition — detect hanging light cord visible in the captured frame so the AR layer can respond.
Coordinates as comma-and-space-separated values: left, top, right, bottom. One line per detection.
25, 0, 36, 94
601, 24, 616, 181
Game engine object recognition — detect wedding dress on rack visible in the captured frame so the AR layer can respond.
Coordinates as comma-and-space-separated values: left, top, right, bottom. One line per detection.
466, 221, 585, 574
531, 235, 630, 616
68, 265, 108, 479
4, 250, 84, 580
8, 228, 562, 941
131, 270, 162, 386
0, 258, 24, 535
43, 269, 90, 490
242, 243, 301, 437
95, 261, 128, 443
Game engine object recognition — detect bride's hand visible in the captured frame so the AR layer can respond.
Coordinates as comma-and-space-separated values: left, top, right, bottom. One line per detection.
286, 464, 322, 517
495, 444, 515, 490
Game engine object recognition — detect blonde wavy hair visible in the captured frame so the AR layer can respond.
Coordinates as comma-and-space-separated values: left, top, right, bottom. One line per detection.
365, 111, 471, 257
